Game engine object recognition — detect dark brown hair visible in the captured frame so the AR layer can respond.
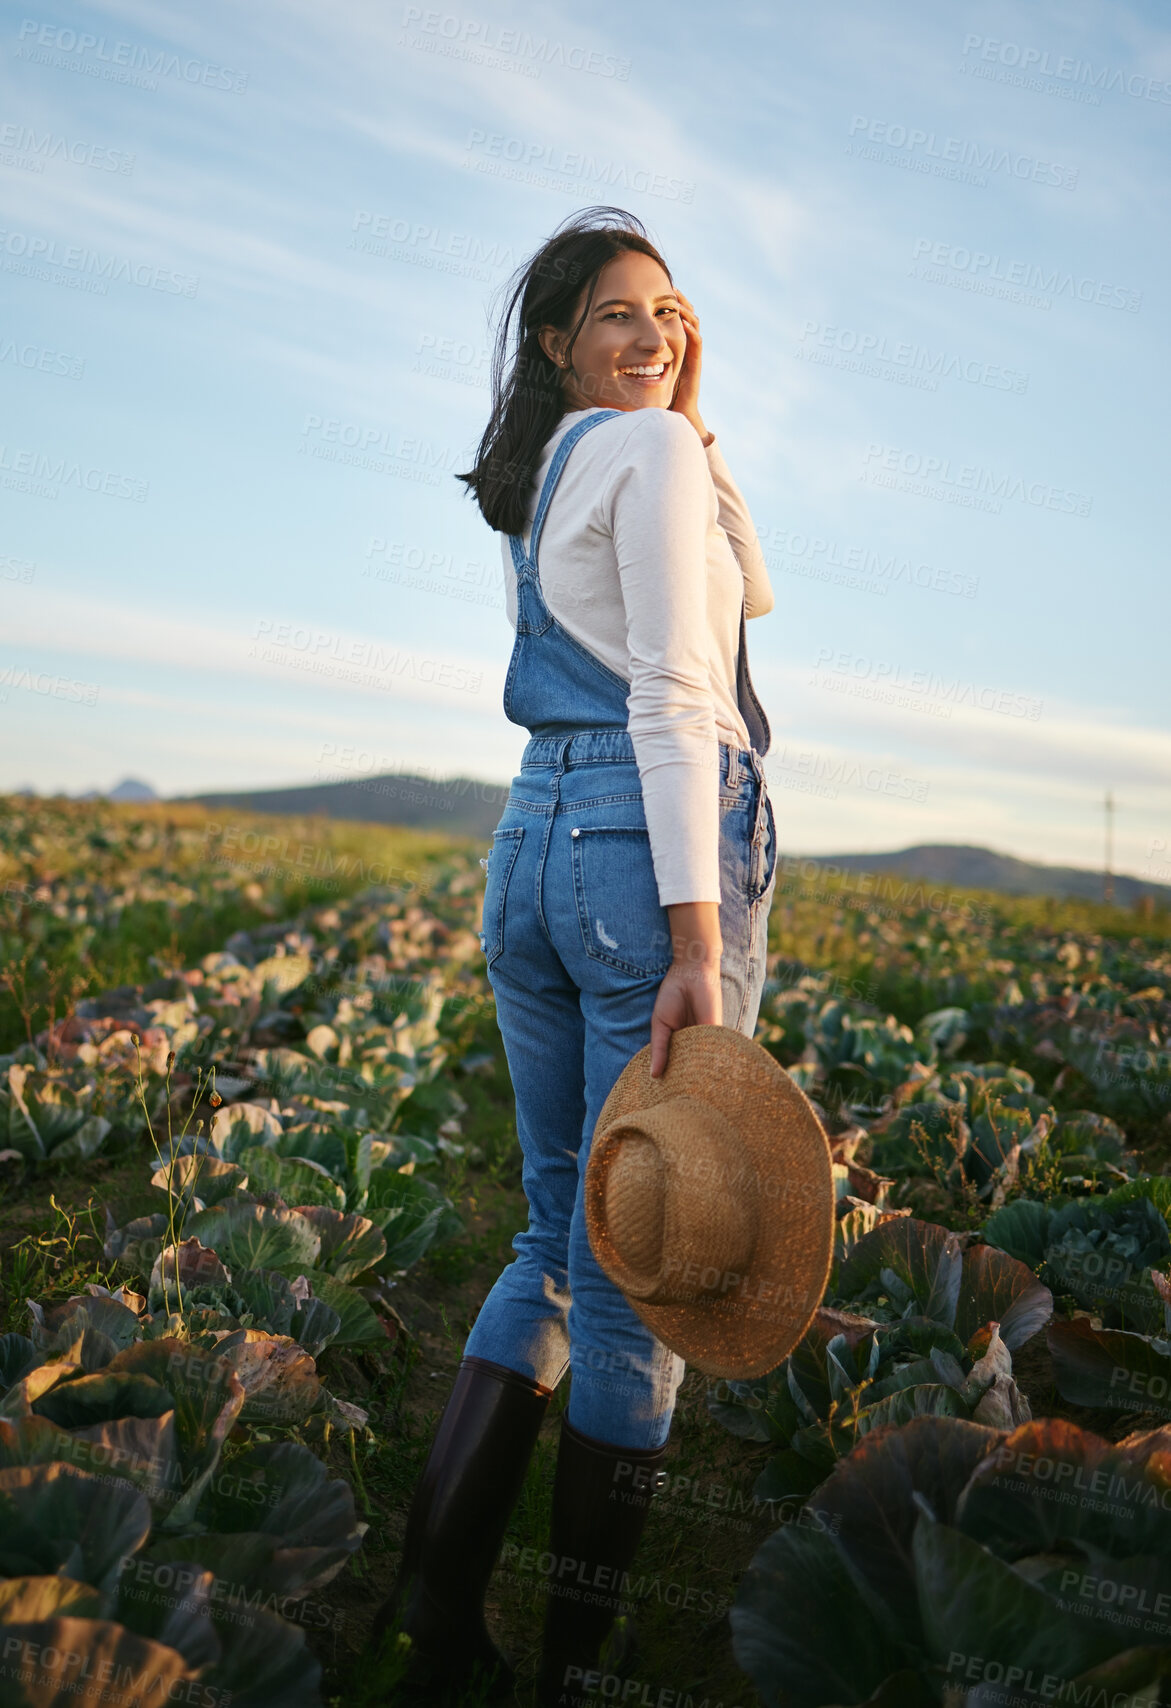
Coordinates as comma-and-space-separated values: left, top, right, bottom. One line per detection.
456, 206, 673, 535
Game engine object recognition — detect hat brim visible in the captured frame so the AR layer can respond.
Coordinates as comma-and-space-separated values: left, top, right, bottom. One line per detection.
586, 1025, 834, 1381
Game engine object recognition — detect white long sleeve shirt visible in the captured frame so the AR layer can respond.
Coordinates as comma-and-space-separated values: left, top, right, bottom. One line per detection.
500, 406, 774, 907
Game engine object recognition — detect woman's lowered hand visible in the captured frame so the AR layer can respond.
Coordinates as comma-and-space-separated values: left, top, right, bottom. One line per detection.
649, 901, 723, 1077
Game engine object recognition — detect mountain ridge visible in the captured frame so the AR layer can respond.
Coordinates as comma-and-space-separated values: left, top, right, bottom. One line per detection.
168, 771, 1167, 908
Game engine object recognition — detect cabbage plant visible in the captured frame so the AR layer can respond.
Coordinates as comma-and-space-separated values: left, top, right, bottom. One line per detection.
732, 1414, 1171, 1707
983, 1187, 1171, 1334
0, 1300, 367, 1708
2, 1062, 111, 1162
709, 1219, 1051, 1503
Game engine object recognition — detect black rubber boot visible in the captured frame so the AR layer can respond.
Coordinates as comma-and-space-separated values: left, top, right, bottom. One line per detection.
536, 1417, 668, 1708
372, 1354, 552, 1702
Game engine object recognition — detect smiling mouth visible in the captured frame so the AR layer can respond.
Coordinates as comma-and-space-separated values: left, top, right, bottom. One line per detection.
616, 361, 671, 384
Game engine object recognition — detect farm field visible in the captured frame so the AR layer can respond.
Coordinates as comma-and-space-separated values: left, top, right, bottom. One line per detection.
2, 794, 1170, 1707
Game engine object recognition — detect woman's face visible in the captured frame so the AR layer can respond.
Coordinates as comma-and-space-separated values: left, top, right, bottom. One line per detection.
539, 249, 686, 413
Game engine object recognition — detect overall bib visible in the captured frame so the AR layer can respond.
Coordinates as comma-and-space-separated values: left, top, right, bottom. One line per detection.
463, 408, 778, 1448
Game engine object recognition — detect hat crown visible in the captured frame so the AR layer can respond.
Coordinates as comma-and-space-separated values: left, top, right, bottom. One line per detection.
584, 1025, 836, 1381
594, 1094, 760, 1307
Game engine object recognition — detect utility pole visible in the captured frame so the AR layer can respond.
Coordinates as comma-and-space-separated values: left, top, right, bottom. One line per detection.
1103, 790, 1114, 905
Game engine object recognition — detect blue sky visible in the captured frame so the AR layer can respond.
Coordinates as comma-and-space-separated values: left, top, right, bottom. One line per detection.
1, 0, 1168, 881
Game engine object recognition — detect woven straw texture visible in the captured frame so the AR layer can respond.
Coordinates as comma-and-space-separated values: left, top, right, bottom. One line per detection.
585, 1025, 834, 1380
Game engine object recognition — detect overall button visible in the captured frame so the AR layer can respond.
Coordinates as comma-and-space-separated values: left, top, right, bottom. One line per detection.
570, 827, 580, 837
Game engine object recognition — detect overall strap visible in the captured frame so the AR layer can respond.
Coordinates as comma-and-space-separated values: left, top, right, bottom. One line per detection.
735, 597, 771, 756
510, 409, 621, 576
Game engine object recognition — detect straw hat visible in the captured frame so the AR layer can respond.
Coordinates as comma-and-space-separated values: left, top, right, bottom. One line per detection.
584, 1025, 835, 1380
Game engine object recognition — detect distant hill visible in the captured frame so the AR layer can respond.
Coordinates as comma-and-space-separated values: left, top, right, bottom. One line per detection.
73, 778, 159, 803
108, 777, 158, 802
802, 843, 1169, 909
175, 773, 1167, 908
181, 771, 509, 839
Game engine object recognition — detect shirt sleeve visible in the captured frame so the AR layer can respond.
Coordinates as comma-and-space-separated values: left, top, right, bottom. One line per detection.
602, 409, 722, 908
704, 435, 775, 618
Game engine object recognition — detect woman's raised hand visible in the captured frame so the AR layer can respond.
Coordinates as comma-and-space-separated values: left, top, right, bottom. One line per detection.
669, 290, 709, 443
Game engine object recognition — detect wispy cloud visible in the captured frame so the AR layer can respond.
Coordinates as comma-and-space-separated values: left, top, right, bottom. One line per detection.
2, 0, 1164, 873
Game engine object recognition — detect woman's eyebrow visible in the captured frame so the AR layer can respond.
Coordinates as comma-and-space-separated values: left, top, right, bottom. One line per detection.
593, 293, 679, 310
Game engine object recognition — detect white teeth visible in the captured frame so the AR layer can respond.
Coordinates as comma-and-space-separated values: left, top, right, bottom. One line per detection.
619, 364, 666, 377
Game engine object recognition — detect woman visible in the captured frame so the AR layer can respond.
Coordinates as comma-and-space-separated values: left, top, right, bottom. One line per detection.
376, 205, 777, 1705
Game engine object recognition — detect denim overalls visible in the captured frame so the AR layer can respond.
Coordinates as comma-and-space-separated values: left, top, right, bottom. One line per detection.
462, 408, 778, 1449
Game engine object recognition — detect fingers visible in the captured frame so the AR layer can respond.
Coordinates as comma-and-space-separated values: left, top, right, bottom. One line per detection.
650, 978, 684, 1076
649, 965, 722, 1075
649, 1013, 671, 1078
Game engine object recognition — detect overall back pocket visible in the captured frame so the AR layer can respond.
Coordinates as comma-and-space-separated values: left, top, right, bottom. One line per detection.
481, 826, 524, 965
570, 824, 673, 979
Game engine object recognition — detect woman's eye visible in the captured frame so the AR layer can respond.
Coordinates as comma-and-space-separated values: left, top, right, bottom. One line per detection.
601, 307, 679, 320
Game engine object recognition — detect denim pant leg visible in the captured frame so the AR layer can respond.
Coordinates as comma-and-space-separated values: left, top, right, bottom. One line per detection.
465, 754, 778, 1450
563, 974, 687, 1451
463, 815, 578, 1390
543, 759, 776, 1450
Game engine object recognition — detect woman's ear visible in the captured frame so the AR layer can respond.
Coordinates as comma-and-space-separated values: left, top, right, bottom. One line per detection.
537, 326, 566, 368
